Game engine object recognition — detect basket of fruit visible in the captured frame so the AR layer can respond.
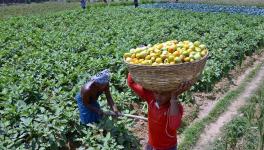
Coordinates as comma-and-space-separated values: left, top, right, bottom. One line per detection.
124, 40, 208, 92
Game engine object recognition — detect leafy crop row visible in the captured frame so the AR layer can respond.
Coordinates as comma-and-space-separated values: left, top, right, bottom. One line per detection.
0, 7, 264, 149
141, 2, 264, 15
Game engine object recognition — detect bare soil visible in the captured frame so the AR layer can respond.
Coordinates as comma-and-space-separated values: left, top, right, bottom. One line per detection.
192, 57, 264, 150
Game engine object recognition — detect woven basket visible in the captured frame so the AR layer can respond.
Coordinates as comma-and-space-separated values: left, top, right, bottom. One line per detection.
125, 54, 208, 92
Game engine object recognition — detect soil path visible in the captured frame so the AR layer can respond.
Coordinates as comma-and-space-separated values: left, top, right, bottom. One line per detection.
192, 62, 264, 150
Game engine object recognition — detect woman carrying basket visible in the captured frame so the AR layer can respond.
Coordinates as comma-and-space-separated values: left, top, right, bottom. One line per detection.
127, 73, 193, 150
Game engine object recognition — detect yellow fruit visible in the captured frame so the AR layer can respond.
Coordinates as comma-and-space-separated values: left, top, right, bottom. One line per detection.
151, 57, 156, 62
189, 44, 195, 51
157, 44, 163, 49
172, 40, 178, 44
139, 59, 144, 63
181, 47, 187, 51
187, 49, 193, 53
134, 48, 142, 53
194, 53, 201, 60
154, 49, 162, 55
183, 40, 190, 44
177, 47, 182, 51
174, 57, 181, 63
130, 48, 135, 53
161, 54, 168, 60
199, 44, 206, 50
189, 51, 196, 56
145, 55, 151, 60
161, 47, 168, 52
139, 51, 148, 58
166, 41, 172, 44
155, 58, 162, 63
177, 42, 184, 48
183, 44, 189, 49
170, 62, 175, 65
142, 60, 151, 65
168, 55, 175, 62
195, 47, 202, 52
150, 52, 157, 57
201, 50, 207, 57
173, 51, 181, 57
133, 59, 139, 64
162, 50, 169, 55
126, 57, 132, 62
184, 57, 191, 62
152, 62, 159, 66
128, 40, 207, 66
179, 55, 185, 61
149, 47, 155, 51
194, 41, 200, 47
124, 53, 132, 58
136, 53, 141, 59
182, 51, 189, 57
147, 60, 152, 65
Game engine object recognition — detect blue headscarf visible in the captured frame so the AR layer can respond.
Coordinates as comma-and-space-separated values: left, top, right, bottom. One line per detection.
91, 69, 110, 84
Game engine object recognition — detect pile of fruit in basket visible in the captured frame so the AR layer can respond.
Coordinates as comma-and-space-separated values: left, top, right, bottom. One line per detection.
124, 40, 208, 66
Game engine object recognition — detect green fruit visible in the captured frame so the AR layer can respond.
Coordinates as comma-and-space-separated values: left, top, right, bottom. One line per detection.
174, 57, 181, 63
194, 53, 201, 60
155, 58, 162, 63
199, 44, 206, 49
124, 53, 132, 58
168, 55, 174, 62
189, 52, 195, 59
201, 50, 207, 57
195, 47, 202, 52
140, 51, 148, 58
161, 47, 168, 51
152, 62, 159, 66
177, 42, 184, 48
182, 51, 189, 56
194, 41, 200, 47
142, 60, 151, 65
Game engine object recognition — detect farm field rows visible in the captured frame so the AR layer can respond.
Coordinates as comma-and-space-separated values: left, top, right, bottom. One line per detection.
1, 4, 264, 149
141, 2, 264, 15
180, 0, 264, 7
0, 2, 80, 20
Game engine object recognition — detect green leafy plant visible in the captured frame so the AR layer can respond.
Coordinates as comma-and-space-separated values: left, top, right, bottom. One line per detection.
0, 6, 264, 149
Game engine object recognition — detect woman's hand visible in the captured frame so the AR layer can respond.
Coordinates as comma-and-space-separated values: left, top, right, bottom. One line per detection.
98, 110, 105, 116
112, 105, 121, 116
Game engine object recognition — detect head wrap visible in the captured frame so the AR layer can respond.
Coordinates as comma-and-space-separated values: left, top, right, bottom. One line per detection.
91, 69, 110, 84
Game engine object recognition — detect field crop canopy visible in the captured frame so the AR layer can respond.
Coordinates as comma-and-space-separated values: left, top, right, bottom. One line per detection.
141, 3, 264, 15
0, 6, 264, 149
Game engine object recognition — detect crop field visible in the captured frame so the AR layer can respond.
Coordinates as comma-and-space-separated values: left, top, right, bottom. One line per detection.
0, 1, 264, 150
180, 0, 264, 7
0, 2, 80, 19
141, 2, 264, 15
